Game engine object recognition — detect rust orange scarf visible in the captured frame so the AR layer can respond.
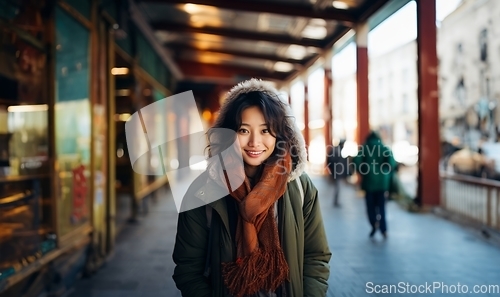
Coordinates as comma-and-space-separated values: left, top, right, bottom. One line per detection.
217, 153, 292, 297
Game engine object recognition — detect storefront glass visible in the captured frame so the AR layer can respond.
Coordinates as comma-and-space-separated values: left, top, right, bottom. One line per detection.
0, 1, 54, 280
55, 6, 91, 237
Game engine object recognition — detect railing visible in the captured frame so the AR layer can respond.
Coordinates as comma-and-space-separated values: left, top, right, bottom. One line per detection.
440, 172, 500, 231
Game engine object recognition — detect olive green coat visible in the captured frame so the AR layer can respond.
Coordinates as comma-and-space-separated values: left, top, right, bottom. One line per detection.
172, 172, 331, 297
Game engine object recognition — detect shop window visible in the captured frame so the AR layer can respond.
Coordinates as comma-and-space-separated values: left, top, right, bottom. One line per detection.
0, 1, 55, 281
0, 0, 21, 21
101, 0, 118, 22
55, 7, 91, 237
402, 93, 409, 114
136, 32, 171, 89
64, 0, 91, 19
479, 28, 487, 62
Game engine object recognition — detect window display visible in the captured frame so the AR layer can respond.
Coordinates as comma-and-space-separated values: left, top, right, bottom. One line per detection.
54, 6, 91, 237
0, 2, 54, 279
0, 179, 56, 281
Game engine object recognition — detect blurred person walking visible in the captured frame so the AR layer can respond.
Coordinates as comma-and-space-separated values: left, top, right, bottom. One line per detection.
326, 140, 349, 207
352, 131, 396, 239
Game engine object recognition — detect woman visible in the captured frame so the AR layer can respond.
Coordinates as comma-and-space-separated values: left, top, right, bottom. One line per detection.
172, 78, 331, 297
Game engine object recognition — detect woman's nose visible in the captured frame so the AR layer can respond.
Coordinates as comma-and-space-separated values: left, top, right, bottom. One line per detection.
248, 133, 261, 147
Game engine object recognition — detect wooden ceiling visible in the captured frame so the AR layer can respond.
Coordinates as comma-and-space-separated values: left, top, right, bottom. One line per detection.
135, 0, 389, 86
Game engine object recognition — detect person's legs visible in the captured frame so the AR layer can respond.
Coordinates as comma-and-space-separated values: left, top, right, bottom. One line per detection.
375, 191, 387, 236
365, 191, 377, 236
333, 179, 340, 206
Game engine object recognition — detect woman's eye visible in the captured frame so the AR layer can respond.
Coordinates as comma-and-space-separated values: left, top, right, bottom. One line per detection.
262, 129, 270, 133
238, 129, 248, 134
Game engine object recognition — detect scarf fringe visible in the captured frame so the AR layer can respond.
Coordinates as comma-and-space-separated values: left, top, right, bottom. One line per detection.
222, 248, 289, 297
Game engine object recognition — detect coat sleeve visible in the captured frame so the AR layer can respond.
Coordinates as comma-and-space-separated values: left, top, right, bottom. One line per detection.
387, 147, 398, 171
352, 150, 362, 170
172, 205, 212, 297
301, 175, 332, 297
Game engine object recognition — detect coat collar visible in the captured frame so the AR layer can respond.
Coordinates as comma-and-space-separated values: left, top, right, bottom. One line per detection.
194, 177, 230, 231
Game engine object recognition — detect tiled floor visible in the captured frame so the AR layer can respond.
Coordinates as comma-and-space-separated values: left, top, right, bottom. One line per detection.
68, 172, 500, 297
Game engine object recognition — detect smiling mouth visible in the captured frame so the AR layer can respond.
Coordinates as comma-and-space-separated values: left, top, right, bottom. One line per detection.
245, 150, 265, 156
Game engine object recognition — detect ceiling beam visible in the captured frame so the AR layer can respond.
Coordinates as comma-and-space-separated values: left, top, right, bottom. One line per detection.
140, 0, 356, 24
284, 26, 350, 83
176, 60, 289, 82
151, 22, 325, 48
168, 43, 305, 66
355, 0, 390, 23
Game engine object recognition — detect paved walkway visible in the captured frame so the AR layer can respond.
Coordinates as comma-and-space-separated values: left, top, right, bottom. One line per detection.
68, 173, 500, 297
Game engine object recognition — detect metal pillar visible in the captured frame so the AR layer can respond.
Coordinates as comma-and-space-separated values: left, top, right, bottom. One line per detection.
416, 0, 440, 207
356, 22, 370, 144
324, 63, 333, 147
304, 81, 310, 149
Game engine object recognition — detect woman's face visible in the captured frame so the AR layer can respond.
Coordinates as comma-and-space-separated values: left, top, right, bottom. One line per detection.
237, 106, 276, 170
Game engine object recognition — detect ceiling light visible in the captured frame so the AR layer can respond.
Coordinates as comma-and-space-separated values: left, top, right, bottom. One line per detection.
198, 54, 222, 64
183, 3, 202, 14
115, 113, 131, 122
273, 62, 294, 72
7, 104, 48, 112
193, 41, 213, 50
116, 89, 130, 96
286, 45, 307, 60
192, 33, 223, 42
332, 1, 349, 9
309, 18, 327, 26
183, 3, 219, 15
190, 15, 222, 27
301, 25, 327, 39
111, 67, 129, 75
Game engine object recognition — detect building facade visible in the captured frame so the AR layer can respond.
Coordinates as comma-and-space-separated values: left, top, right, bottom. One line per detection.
438, 0, 500, 149
369, 40, 419, 146
0, 1, 179, 296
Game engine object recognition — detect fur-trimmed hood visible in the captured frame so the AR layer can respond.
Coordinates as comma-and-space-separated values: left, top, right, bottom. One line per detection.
214, 78, 307, 182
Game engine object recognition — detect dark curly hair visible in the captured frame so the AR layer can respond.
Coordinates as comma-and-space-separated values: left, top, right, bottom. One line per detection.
206, 91, 297, 163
